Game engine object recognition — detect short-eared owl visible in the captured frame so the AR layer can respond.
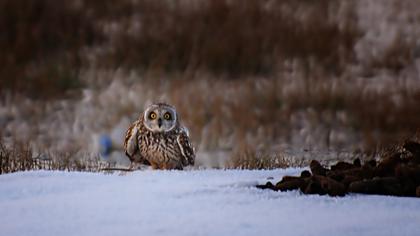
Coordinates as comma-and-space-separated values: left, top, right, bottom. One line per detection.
124, 103, 195, 170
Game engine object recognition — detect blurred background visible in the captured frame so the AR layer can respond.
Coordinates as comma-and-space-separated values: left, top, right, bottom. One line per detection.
1, 0, 420, 169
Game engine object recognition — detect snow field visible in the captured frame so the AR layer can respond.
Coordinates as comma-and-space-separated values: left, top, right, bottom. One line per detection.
1, 169, 420, 236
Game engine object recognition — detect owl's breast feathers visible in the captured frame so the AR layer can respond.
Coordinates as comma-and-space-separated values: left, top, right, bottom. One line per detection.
124, 117, 195, 169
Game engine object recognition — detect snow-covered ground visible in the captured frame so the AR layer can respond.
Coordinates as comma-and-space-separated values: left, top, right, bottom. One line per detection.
1, 169, 420, 236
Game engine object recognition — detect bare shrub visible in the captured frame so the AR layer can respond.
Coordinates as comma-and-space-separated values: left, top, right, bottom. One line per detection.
0, 139, 34, 174
227, 152, 286, 170
226, 144, 290, 170
2, 0, 420, 169
0, 138, 108, 175
104, 0, 359, 76
367, 36, 416, 73
1, 0, 360, 98
0, 0, 102, 99
168, 73, 420, 156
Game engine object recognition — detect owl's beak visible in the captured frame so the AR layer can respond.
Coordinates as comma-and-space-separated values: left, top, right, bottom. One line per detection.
158, 118, 162, 128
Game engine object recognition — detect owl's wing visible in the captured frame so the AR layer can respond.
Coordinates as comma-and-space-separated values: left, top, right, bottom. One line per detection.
124, 120, 142, 163
177, 127, 195, 166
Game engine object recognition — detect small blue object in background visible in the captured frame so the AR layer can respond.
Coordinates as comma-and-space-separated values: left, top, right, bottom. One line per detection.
99, 134, 112, 157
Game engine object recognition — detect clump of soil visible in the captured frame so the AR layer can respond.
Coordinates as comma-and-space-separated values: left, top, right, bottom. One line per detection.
257, 141, 420, 198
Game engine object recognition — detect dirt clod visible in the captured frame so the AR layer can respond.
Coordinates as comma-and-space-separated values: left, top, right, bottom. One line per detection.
257, 140, 420, 198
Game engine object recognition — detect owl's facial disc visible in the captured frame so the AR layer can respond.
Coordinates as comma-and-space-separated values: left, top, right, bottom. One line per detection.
143, 104, 177, 133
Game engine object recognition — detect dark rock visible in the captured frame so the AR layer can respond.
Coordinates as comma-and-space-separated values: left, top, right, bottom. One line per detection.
256, 181, 277, 191
366, 159, 377, 168
281, 176, 302, 182
327, 166, 372, 180
404, 141, 420, 164
400, 179, 418, 197
411, 155, 420, 164
302, 175, 347, 196
300, 170, 311, 178
348, 177, 403, 196
303, 178, 327, 195
327, 172, 345, 182
353, 158, 362, 168
359, 164, 375, 179
375, 154, 403, 177
403, 141, 420, 156
300, 177, 310, 191
313, 175, 347, 197
383, 183, 406, 197
395, 164, 420, 184
256, 140, 420, 198
348, 180, 375, 194
310, 160, 327, 176
341, 175, 362, 187
276, 176, 305, 191
331, 161, 356, 171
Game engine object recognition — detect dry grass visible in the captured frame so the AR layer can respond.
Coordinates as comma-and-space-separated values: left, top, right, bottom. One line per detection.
1, 0, 359, 99
1, 0, 420, 169
0, 0, 102, 99
102, 0, 359, 76
0, 139, 33, 174
363, 36, 416, 74
166, 73, 420, 155
225, 143, 294, 169
4, 71, 419, 169
0, 138, 108, 175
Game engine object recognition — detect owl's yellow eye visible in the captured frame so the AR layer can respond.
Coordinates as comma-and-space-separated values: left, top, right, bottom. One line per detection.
163, 112, 171, 120
149, 112, 157, 120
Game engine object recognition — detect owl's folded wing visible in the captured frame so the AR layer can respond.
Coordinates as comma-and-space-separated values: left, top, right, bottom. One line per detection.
177, 128, 195, 166
124, 120, 141, 162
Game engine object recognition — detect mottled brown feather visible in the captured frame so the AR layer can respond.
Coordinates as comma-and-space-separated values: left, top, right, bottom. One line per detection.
124, 112, 195, 170
177, 130, 195, 166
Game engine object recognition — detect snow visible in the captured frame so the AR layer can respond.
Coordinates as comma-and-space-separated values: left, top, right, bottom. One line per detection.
1, 169, 420, 236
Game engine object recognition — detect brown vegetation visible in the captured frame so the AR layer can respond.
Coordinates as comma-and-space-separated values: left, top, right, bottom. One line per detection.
0, 0, 102, 99
1, 0, 420, 167
1, 0, 359, 99
101, 0, 359, 75
226, 144, 291, 169
0, 138, 107, 174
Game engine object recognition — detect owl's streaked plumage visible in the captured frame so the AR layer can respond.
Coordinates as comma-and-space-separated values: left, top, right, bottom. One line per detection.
124, 103, 195, 170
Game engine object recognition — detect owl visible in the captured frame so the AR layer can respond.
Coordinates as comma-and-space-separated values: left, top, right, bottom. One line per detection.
124, 103, 195, 170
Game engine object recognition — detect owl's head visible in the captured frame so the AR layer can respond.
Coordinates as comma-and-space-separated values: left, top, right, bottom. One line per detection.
143, 103, 178, 133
